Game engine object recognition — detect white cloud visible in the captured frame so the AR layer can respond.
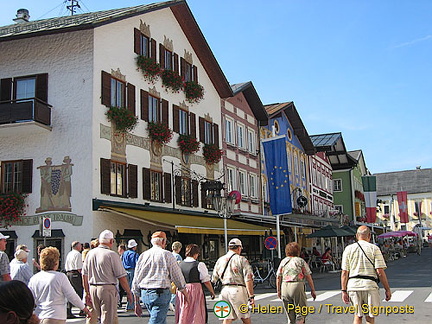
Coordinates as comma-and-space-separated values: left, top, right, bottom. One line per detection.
393, 35, 432, 48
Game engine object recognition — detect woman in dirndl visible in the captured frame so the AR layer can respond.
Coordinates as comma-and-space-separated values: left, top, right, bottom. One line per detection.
176, 244, 215, 324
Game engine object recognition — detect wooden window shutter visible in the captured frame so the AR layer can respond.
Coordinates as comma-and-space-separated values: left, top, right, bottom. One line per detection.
161, 99, 169, 126
193, 65, 198, 82
189, 112, 196, 138
128, 164, 138, 198
35, 73, 48, 103
21, 159, 33, 194
164, 173, 172, 203
140, 89, 149, 121
0, 78, 12, 101
199, 117, 205, 143
121, 165, 127, 198
180, 57, 186, 79
101, 71, 111, 107
173, 105, 180, 133
159, 44, 165, 68
213, 123, 219, 147
134, 28, 141, 54
127, 83, 136, 114
150, 39, 157, 61
192, 180, 199, 207
142, 168, 151, 200
100, 158, 111, 195
175, 176, 182, 204
173, 53, 179, 74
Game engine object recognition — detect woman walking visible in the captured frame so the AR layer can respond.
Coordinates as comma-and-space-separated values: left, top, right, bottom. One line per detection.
176, 244, 215, 324
277, 242, 316, 324
28, 247, 91, 323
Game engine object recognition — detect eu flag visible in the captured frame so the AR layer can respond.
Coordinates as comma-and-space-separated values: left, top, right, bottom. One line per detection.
262, 136, 292, 215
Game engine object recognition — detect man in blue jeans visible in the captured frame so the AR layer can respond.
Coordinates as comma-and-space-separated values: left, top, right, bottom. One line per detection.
122, 239, 140, 311
132, 231, 189, 323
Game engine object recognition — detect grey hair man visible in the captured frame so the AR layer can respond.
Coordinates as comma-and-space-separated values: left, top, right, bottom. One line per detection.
132, 231, 188, 323
341, 225, 391, 324
82, 230, 132, 324
65, 241, 83, 318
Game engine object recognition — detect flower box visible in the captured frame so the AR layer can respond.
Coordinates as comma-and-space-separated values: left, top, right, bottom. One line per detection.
136, 55, 161, 83
202, 143, 223, 165
184, 81, 204, 104
147, 121, 173, 145
161, 69, 184, 93
178, 134, 200, 154
105, 106, 138, 133
0, 192, 27, 228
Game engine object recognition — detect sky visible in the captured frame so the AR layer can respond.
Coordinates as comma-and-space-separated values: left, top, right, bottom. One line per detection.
1, 0, 431, 174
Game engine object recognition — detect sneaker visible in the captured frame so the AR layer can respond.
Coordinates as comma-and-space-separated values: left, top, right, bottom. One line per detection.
169, 303, 175, 312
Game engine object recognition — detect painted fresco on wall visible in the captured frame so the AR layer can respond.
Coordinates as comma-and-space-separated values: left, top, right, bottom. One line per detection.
36, 156, 73, 213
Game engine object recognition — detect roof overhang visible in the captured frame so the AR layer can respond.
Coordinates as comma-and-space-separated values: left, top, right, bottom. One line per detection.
231, 82, 268, 125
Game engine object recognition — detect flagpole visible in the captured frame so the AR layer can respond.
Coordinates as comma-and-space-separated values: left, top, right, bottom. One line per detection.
276, 214, 281, 259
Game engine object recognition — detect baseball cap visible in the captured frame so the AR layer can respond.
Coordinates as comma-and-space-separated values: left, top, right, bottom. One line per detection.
228, 238, 242, 247
151, 231, 167, 239
128, 239, 138, 248
99, 230, 114, 241
0, 233, 10, 240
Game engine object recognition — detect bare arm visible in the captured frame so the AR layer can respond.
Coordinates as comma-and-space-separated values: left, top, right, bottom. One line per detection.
305, 274, 316, 300
118, 276, 133, 304
82, 274, 92, 307
245, 273, 255, 306
276, 275, 282, 299
1, 273, 11, 281
341, 270, 350, 304
203, 281, 215, 299
377, 268, 391, 301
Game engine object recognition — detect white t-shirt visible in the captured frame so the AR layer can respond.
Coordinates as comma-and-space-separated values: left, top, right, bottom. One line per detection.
29, 270, 85, 320
342, 240, 386, 291
65, 249, 82, 271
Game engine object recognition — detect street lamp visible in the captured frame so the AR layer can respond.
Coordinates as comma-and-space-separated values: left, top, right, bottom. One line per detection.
202, 180, 236, 252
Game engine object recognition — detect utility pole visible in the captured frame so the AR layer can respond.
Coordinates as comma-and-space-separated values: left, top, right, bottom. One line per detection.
66, 0, 81, 15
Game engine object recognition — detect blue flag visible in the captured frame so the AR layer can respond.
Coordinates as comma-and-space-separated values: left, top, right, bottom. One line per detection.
262, 136, 292, 215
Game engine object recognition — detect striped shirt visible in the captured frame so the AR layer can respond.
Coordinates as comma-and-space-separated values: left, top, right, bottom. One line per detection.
132, 245, 186, 296
342, 240, 386, 291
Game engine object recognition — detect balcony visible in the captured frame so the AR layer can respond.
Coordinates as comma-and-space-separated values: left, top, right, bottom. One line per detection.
0, 98, 52, 134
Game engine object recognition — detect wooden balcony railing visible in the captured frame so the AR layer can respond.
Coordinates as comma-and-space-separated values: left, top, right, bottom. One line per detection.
0, 98, 52, 126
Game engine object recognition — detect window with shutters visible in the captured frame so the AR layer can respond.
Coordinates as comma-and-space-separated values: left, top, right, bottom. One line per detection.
150, 171, 162, 201
15, 77, 36, 101
199, 117, 218, 146
148, 95, 159, 123
110, 161, 126, 196
238, 170, 246, 196
164, 50, 173, 70
247, 128, 256, 153
110, 78, 125, 108
140, 34, 150, 57
226, 167, 236, 192
179, 109, 188, 135
1, 160, 33, 194
249, 174, 257, 198
333, 179, 342, 192
225, 118, 234, 145
236, 124, 245, 149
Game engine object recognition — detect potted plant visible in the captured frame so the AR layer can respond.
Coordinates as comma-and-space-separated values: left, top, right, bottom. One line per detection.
161, 69, 184, 93
178, 134, 200, 154
202, 143, 223, 165
105, 106, 138, 133
184, 81, 204, 104
147, 121, 173, 144
0, 192, 27, 228
136, 55, 161, 83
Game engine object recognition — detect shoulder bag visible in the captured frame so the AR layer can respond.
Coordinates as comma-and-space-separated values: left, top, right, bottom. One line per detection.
353, 242, 380, 284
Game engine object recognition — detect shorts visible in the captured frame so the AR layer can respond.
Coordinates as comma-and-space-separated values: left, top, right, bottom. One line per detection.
348, 289, 381, 317
219, 286, 250, 320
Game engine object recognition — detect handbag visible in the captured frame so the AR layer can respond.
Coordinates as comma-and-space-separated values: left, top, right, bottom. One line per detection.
355, 242, 380, 284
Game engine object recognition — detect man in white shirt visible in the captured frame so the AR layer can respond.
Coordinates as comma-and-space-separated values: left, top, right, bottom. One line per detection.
341, 226, 391, 324
0, 232, 11, 282
65, 241, 83, 318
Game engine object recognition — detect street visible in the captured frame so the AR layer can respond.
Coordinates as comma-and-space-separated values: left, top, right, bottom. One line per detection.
68, 246, 431, 323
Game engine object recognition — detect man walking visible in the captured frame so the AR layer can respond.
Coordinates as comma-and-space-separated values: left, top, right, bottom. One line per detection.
212, 238, 255, 324
341, 226, 391, 324
82, 230, 133, 324
65, 241, 83, 318
132, 231, 188, 324
0, 232, 11, 282
122, 239, 139, 311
